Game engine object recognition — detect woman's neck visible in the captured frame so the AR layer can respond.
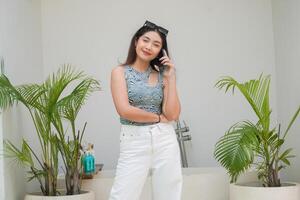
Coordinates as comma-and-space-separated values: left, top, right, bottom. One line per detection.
131, 58, 150, 73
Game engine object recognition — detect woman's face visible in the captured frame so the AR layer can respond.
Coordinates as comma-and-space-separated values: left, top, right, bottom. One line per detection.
135, 31, 163, 62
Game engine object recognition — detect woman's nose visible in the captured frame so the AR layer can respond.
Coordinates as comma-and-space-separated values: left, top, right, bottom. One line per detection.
145, 44, 152, 50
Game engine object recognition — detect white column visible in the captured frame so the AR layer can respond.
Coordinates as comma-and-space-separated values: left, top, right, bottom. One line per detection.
0, 113, 4, 200
0, 57, 5, 200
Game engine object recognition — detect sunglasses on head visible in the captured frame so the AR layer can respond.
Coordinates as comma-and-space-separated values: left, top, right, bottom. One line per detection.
143, 20, 168, 36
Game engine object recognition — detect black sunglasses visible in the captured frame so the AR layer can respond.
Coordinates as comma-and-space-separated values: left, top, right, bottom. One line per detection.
143, 20, 168, 36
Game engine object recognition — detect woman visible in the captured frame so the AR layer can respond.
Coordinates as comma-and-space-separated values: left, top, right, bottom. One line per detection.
109, 20, 182, 200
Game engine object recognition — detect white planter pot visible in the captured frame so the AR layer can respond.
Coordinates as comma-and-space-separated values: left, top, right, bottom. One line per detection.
24, 190, 95, 200
230, 182, 300, 200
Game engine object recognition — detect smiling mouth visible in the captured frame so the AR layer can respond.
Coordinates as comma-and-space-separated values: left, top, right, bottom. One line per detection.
142, 50, 152, 56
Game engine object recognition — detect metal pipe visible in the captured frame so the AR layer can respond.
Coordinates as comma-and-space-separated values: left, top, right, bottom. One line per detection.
174, 120, 191, 168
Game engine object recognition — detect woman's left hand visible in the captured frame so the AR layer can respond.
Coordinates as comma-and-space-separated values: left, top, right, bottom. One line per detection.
159, 49, 176, 78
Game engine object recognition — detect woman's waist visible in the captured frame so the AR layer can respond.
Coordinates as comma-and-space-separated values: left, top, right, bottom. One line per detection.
120, 121, 173, 133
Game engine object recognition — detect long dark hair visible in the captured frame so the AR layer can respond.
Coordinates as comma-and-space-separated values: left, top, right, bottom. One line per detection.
120, 25, 169, 72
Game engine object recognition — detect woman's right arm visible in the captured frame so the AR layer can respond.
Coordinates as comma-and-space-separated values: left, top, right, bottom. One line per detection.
110, 66, 162, 123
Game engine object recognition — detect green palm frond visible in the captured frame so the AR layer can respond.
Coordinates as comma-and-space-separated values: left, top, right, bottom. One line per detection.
278, 148, 295, 166
16, 84, 46, 112
43, 64, 84, 114
283, 105, 300, 139
57, 78, 101, 121
34, 110, 50, 144
215, 74, 271, 131
214, 121, 260, 182
27, 168, 46, 182
3, 139, 35, 168
0, 74, 24, 109
0, 74, 47, 111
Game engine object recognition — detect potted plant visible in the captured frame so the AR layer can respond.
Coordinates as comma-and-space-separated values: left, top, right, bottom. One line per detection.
214, 74, 300, 200
0, 64, 100, 199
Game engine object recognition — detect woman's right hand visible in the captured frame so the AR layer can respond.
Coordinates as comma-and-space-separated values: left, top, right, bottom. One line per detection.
159, 114, 170, 123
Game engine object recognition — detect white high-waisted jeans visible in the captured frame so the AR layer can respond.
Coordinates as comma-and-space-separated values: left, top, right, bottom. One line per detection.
108, 121, 183, 200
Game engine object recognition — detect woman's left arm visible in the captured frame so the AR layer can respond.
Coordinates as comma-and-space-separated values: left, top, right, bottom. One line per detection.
162, 70, 181, 121
160, 49, 181, 121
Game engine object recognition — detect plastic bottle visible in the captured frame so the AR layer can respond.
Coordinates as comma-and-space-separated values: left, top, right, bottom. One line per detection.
83, 152, 95, 175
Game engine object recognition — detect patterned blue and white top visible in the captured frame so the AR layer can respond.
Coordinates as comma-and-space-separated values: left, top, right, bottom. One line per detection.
119, 65, 164, 126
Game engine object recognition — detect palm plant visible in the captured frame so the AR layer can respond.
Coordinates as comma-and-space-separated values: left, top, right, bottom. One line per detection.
0, 65, 100, 195
214, 74, 300, 187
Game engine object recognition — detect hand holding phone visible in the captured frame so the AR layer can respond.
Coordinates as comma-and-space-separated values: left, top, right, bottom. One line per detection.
160, 49, 168, 70
154, 48, 171, 72
162, 49, 168, 57
159, 48, 176, 77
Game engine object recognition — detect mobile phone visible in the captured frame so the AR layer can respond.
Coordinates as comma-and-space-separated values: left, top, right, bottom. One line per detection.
151, 48, 168, 72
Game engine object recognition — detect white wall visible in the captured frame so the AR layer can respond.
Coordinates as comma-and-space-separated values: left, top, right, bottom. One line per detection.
6, 0, 299, 197
0, 0, 43, 199
271, 0, 300, 182
40, 0, 278, 169
2, 0, 300, 197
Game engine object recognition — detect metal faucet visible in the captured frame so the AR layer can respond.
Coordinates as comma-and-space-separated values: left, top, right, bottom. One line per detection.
174, 120, 191, 168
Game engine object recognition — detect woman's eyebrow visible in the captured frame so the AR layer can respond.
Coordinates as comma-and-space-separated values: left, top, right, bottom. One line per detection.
143, 36, 162, 44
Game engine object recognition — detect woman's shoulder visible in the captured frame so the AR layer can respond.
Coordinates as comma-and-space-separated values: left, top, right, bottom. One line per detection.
111, 65, 128, 80
112, 64, 127, 71
111, 65, 127, 74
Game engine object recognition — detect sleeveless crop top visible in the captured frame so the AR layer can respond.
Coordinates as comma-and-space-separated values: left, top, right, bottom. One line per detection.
119, 65, 164, 126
